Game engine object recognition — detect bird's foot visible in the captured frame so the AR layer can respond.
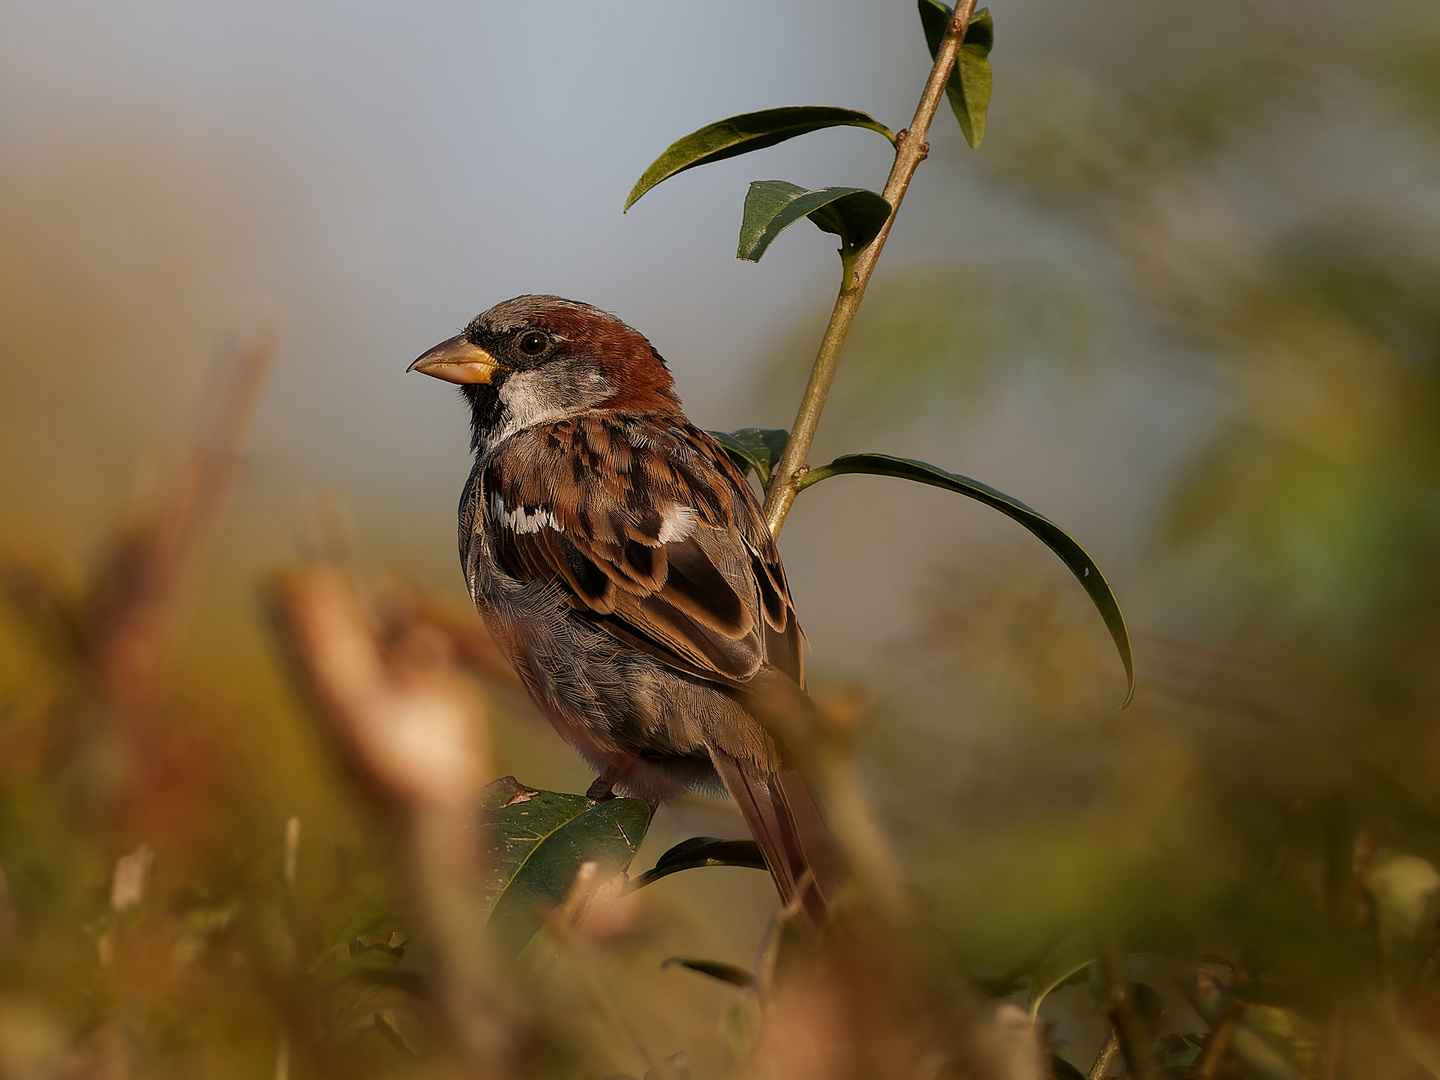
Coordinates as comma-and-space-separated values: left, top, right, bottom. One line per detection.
586, 771, 622, 801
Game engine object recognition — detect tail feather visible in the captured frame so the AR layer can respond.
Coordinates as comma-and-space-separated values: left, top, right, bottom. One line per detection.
774, 766, 846, 904
708, 746, 840, 929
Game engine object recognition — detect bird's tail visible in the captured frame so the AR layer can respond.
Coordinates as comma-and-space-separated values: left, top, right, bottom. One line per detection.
708, 746, 844, 930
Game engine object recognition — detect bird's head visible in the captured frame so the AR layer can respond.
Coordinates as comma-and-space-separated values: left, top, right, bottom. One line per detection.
409, 295, 681, 449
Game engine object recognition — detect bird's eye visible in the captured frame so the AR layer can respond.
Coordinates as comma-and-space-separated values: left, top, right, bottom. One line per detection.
517, 331, 549, 356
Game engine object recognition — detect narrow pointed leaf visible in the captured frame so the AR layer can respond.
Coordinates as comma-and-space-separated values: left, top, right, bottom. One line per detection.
919, 2, 994, 148
798, 454, 1134, 706
1028, 934, 1096, 1022
625, 106, 896, 211
708, 428, 791, 488
631, 836, 767, 890
662, 956, 757, 990
477, 776, 650, 964
738, 181, 892, 262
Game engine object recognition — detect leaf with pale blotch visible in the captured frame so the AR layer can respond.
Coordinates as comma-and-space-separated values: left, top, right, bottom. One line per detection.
919, 2, 994, 148
798, 453, 1134, 706
632, 836, 767, 890
738, 180, 892, 262
708, 428, 791, 488
625, 106, 895, 211
476, 776, 650, 964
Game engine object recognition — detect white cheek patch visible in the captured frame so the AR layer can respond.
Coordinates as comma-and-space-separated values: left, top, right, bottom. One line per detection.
657, 505, 698, 543
491, 493, 563, 535
494, 361, 612, 442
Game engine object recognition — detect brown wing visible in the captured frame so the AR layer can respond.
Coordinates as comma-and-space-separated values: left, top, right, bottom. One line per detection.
484, 412, 802, 688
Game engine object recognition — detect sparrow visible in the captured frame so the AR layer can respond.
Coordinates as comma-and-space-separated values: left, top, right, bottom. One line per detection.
409, 295, 840, 923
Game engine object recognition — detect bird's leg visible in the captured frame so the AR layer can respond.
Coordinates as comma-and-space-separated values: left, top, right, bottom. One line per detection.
585, 762, 631, 802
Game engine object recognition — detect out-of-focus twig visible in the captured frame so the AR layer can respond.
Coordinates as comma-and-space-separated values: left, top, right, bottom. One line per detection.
809, 690, 908, 923
1088, 1029, 1119, 1079
267, 565, 516, 1074
1323, 1001, 1344, 1080
1186, 966, 1303, 1080
1196, 1003, 1242, 1080
1094, 930, 1158, 1080
0, 304, 279, 713
542, 862, 681, 1080
91, 305, 279, 711
268, 568, 484, 812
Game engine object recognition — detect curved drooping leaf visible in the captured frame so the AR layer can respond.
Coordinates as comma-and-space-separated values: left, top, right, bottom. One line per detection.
737, 181, 892, 262
918, 2, 994, 148
631, 836, 767, 890
708, 428, 791, 489
797, 454, 1134, 706
477, 776, 650, 964
662, 956, 757, 990
624, 106, 895, 211
1028, 934, 1096, 1021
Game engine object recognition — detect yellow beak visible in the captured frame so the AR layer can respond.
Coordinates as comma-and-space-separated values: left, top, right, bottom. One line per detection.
407, 334, 504, 385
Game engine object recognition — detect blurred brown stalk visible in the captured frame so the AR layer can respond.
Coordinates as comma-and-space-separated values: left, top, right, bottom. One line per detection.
2, 305, 279, 716
266, 565, 519, 1074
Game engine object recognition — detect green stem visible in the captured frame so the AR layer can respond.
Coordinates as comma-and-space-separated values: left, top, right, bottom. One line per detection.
761, 0, 980, 538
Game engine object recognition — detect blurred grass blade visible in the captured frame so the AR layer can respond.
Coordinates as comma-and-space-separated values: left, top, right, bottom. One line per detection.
477, 776, 650, 964
918, 2, 993, 147
631, 836, 767, 890
738, 180, 892, 262
624, 106, 896, 211
708, 428, 791, 488
662, 956, 757, 990
1028, 934, 1096, 1022
798, 453, 1134, 706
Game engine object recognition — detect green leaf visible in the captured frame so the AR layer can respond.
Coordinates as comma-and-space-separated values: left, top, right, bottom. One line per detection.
737, 180, 892, 262
662, 956, 757, 990
707, 428, 791, 488
1028, 934, 1096, 1022
1049, 1056, 1088, 1080
476, 776, 650, 964
632, 836, 768, 890
721, 998, 761, 1061
1160, 1033, 1207, 1069
625, 106, 896, 211
919, 2, 994, 148
797, 454, 1134, 706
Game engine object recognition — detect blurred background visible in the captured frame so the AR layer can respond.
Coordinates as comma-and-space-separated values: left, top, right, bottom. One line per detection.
3, 0, 1440, 1075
